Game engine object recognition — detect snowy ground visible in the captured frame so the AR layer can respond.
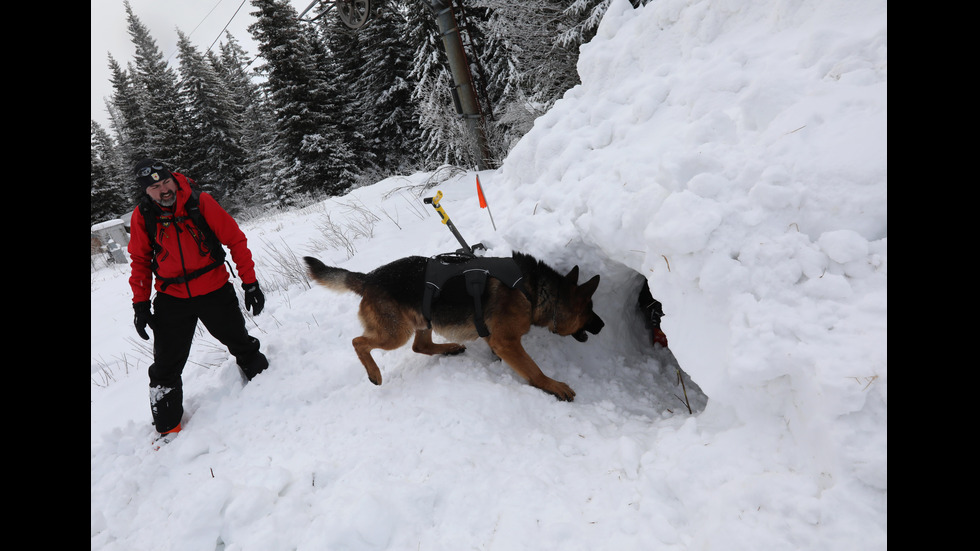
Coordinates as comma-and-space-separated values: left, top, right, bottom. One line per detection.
91, 0, 886, 549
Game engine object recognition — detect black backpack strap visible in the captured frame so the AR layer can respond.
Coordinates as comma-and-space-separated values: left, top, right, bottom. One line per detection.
182, 189, 227, 264
138, 197, 163, 274
156, 260, 225, 291
184, 188, 235, 279
140, 189, 229, 290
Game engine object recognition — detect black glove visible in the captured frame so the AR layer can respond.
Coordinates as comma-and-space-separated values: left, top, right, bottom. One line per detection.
134, 301, 154, 340
243, 281, 265, 316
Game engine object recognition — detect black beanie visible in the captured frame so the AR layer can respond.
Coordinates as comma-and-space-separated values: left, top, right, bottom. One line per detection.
134, 158, 174, 188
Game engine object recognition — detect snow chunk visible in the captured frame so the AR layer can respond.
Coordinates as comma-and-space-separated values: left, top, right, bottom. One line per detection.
818, 229, 869, 264
645, 191, 723, 255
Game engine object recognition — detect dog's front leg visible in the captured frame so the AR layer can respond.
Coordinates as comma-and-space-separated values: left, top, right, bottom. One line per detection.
488, 336, 575, 401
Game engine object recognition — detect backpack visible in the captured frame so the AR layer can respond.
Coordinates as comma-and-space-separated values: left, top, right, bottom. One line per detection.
138, 185, 229, 291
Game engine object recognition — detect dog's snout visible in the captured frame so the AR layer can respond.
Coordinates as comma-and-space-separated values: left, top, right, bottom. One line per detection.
586, 313, 604, 335
572, 313, 604, 342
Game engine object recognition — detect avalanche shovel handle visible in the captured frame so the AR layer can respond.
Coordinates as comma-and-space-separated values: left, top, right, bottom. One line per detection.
424, 190, 476, 256
424, 190, 450, 224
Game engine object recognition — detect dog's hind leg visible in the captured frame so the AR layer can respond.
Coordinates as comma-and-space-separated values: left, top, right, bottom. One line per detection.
488, 336, 576, 402
351, 301, 413, 386
411, 329, 466, 356
352, 335, 387, 386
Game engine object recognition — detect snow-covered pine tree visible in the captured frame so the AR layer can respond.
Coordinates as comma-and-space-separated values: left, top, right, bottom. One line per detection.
175, 30, 250, 205
302, 24, 360, 197
335, 2, 423, 175
123, 0, 189, 172
106, 55, 148, 169
211, 33, 278, 211
472, 1, 582, 123
91, 120, 131, 225
248, 0, 356, 204
316, 12, 375, 180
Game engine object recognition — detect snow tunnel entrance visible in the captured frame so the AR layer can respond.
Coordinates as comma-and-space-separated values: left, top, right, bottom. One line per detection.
602, 268, 709, 416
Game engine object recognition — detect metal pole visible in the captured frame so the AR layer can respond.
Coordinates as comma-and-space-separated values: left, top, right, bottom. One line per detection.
423, 1, 491, 169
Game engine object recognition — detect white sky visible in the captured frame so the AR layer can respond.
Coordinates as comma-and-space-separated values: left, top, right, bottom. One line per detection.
91, 0, 312, 130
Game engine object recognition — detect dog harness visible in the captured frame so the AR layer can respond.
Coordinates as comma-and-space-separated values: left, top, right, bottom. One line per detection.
422, 253, 527, 337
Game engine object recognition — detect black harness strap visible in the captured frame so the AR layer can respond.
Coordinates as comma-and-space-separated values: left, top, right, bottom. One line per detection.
422, 254, 527, 337
156, 259, 226, 291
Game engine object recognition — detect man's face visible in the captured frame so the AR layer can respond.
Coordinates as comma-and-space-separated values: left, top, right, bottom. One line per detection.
146, 178, 177, 207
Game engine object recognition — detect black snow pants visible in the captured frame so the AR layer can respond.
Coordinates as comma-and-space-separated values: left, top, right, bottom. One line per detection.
148, 282, 268, 433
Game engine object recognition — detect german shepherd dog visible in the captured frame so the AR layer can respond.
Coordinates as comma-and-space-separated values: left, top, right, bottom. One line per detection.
303, 252, 604, 401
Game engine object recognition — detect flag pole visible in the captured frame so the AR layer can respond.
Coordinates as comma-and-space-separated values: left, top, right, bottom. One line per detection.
476, 175, 496, 231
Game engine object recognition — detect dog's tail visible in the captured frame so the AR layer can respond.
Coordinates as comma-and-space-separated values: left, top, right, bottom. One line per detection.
303, 256, 367, 295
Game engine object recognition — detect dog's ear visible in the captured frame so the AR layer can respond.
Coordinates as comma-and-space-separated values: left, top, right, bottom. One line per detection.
579, 274, 600, 297
565, 265, 580, 284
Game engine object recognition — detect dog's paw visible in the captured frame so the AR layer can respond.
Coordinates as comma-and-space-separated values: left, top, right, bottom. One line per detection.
548, 381, 576, 402
443, 344, 466, 356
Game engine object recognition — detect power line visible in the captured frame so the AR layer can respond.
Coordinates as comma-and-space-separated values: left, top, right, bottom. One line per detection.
192, 0, 229, 40
165, 0, 230, 62
207, 0, 249, 54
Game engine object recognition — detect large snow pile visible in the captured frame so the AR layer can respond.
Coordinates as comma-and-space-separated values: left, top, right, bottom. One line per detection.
91, 0, 886, 549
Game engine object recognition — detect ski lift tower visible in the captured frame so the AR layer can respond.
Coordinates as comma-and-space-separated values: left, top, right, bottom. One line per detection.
299, 0, 492, 170
299, 0, 374, 29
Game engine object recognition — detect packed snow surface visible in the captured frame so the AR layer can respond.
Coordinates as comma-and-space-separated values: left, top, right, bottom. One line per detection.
91, 0, 886, 549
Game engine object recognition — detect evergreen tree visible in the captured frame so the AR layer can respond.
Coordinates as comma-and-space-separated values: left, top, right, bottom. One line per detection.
328, 3, 422, 175
456, 0, 622, 156
211, 32, 279, 211
124, 0, 188, 171
175, 30, 250, 204
106, 53, 154, 201
212, 33, 261, 108
473, 1, 582, 112
302, 25, 361, 194
557, 0, 612, 49
91, 120, 130, 225
317, 12, 376, 176
248, 0, 357, 204
376, 3, 425, 172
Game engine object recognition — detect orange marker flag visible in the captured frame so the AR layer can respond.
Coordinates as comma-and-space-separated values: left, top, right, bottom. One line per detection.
476, 174, 488, 208
475, 174, 496, 230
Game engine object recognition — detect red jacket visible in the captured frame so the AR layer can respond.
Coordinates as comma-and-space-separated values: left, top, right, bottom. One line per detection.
128, 172, 257, 303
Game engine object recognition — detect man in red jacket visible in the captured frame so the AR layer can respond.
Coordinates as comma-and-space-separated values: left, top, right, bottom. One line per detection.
128, 158, 269, 443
